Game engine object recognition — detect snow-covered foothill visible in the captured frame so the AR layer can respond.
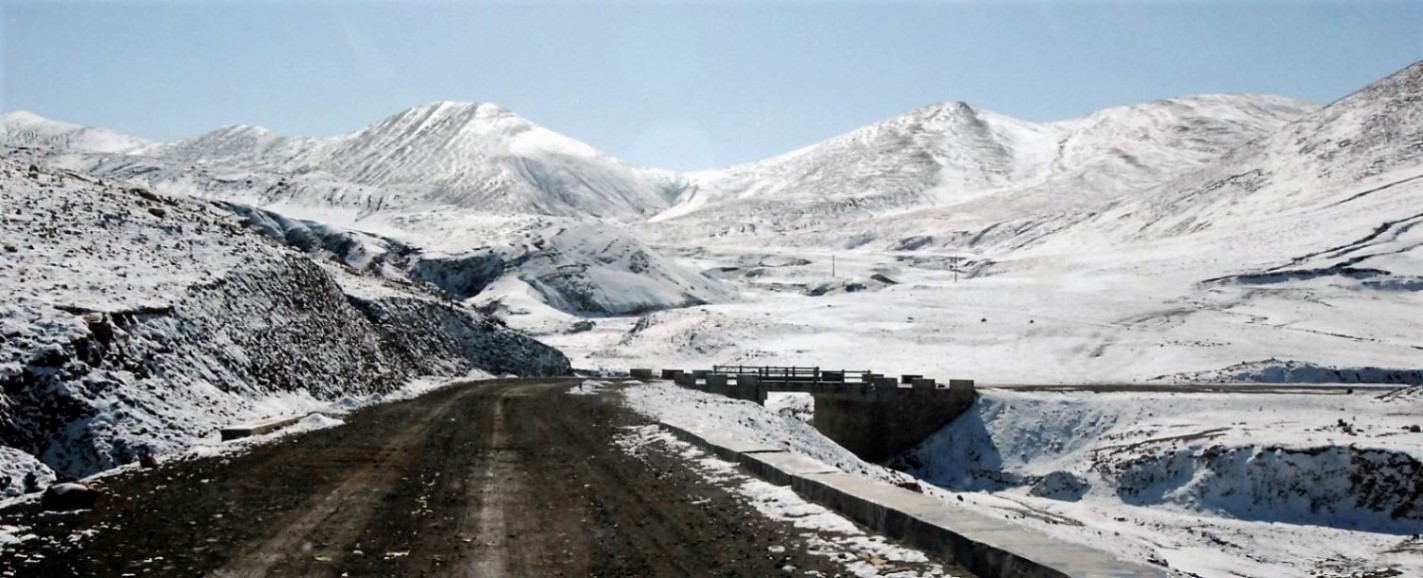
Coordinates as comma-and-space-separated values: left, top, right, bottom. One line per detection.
0, 111, 148, 155
0, 159, 567, 494
508, 221, 730, 315
1159, 358, 1423, 385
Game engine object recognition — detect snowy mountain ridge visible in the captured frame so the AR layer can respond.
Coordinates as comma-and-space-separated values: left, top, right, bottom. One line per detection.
649, 93, 1316, 245
5, 92, 1314, 228
4, 62, 1420, 384
0, 110, 149, 155
3, 102, 678, 221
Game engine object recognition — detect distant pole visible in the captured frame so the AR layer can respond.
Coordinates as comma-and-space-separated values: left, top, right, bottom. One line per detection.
832, 254, 836, 277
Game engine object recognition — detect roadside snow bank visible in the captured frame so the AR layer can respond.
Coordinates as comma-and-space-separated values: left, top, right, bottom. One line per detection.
1157, 358, 1423, 385
567, 380, 609, 395
620, 382, 919, 488
902, 389, 1423, 533
613, 424, 953, 578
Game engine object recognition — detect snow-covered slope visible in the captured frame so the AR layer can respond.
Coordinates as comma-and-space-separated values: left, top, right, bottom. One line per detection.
0, 158, 568, 495
145, 124, 323, 168
1065, 60, 1423, 278
304, 102, 678, 219
0, 111, 148, 155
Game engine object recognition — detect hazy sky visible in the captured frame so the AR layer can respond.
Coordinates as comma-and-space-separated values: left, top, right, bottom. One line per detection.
3, 1, 1419, 170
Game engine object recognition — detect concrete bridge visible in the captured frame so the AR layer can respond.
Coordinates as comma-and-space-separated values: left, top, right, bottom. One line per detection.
632, 366, 977, 462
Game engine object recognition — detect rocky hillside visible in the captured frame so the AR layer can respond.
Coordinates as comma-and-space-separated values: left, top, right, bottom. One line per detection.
0, 158, 569, 496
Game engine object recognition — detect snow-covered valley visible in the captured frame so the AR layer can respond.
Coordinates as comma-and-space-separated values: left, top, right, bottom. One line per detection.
1, 57, 1420, 577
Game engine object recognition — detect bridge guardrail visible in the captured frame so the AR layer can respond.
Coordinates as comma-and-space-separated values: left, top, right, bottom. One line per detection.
711, 365, 875, 384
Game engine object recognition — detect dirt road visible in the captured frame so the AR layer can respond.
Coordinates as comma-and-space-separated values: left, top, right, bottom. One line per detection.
0, 379, 963, 576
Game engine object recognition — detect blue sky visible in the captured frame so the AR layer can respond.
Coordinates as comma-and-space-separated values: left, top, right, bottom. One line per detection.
3, 1, 1419, 171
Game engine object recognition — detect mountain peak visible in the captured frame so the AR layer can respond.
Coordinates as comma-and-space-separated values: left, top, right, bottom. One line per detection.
903, 101, 984, 122
399, 101, 513, 123
1, 110, 78, 130
208, 124, 277, 137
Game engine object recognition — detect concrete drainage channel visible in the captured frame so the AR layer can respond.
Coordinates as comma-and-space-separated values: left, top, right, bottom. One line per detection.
218, 414, 314, 441
656, 416, 1167, 578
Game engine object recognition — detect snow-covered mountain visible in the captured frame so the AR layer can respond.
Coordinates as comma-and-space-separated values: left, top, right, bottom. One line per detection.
4, 102, 678, 220
1095, 61, 1423, 250
649, 94, 1314, 246
3, 63, 1419, 384
573, 61, 1423, 390
304, 102, 678, 218
1011, 61, 1423, 285
0, 111, 148, 154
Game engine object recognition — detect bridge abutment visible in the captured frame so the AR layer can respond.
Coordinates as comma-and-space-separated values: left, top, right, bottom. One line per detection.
811, 386, 975, 462
659, 366, 977, 463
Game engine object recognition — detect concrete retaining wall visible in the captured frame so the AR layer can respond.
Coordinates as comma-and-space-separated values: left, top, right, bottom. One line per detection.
656, 420, 1167, 578
813, 384, 976, 462
219, 414, 307, 441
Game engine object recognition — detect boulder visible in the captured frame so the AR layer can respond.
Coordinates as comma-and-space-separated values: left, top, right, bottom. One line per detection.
41, 482, 104, 511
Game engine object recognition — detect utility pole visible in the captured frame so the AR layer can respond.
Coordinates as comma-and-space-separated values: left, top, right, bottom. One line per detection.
831, 254, 836, 278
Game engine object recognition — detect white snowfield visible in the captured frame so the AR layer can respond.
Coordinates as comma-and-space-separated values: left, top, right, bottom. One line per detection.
2, 57, 1421, 577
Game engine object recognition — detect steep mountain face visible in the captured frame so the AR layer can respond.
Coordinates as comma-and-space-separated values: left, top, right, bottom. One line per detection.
0, 159, 569, 494
650, 95, 1315, 247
